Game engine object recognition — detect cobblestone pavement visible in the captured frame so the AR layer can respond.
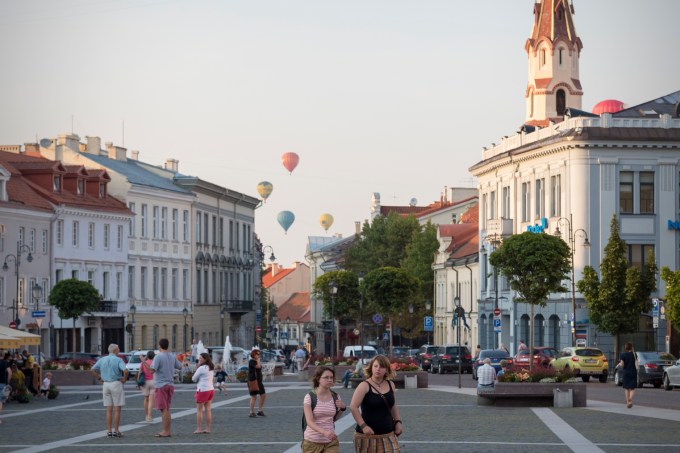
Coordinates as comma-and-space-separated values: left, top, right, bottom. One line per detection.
1, 374, 680, 453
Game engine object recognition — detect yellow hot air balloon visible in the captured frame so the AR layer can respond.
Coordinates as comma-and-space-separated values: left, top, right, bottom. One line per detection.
319, 213, 334, 232
257, 181, 273, 202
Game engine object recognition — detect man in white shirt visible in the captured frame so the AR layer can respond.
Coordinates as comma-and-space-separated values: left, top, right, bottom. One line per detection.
294, 346, 306, 374
477, 358, 496, 391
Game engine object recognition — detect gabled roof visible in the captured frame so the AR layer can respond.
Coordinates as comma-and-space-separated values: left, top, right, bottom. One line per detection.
262, 266, 296, 289
414, 196, 478, 219
459, 204, 478, 224
276, 292, 310, 322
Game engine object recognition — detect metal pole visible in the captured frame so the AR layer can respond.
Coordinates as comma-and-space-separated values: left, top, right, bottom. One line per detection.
569, 214, 576, 348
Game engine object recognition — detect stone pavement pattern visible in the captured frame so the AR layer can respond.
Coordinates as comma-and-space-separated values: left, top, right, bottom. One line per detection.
1, 378, 679, 453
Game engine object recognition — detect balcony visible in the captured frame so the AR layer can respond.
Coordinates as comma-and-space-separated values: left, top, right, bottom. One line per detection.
222, 300, 253, 314
96, 300, 118, 313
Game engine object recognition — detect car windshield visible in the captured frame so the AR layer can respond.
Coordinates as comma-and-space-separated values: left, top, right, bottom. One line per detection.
575, 349, 603, 357
444, 347, 466, 354
128, 355, 142, 364
482, 350, 510, 358
638, 352, 676, 361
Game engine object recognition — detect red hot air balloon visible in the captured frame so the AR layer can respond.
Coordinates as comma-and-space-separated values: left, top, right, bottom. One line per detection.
281, 152, 299, 174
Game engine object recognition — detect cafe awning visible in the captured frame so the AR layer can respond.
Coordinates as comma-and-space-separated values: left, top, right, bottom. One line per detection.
0, 332, 21, 349
0, 325, 41, 346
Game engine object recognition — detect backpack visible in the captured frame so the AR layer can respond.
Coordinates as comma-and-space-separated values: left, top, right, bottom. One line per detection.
301, 390, 339, 441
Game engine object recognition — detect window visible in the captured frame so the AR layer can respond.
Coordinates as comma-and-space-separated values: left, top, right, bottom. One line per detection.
161, 207, 168, 240
153, 325, 159, 349
502, 186, 510, 219
212, 215, 217, 246
196, 270, 202, 303
619, 172, 633, 214
550, 175, 561, 217
53, 175, 61, 192
212, 270, 217, 303
77, 179, 84, 195
153, 267, 159, 299
196, 212, 202, 243
41, 230, 48, 254
87, 270, 94, 286
556, 90, 566, 116
183, 210, 189, 242
172, 268, 178, 300
29, 228, 35, 253
99, 183, 105, 198
19, 227, 24, 246
55, 269, 63, 283
128, 266, 135, 299
140, 267, 147, 299
183, 269, 189, 300
640, 172, 654, 214
103, 224, 110, 249
141, 325, 147, 349
102, 271, 110, 299
229, 220, 234, 250
172, 209, 178, 241
116, 272, 122, 300
88, 223, 95, 248
117, 225, 123, 250
489, 191, 497, 220
161, 268, 168, 299
153, 206, 159, 239
141, 204, 148, 238
628, 244, 654, 272
72, 269, 79, 280
535, 178, 545, 219
72, 221, 79, 247
522, 182, 531, 222
204, 213, 209, 246
204, 269, 209, 302
129, 202, 136, 237
219, 218, 224, 247
56, 220, 63, 246
41, 278, 48, 305
172, 325, 178, 350
558, 48, 564, 66
540, 49, 546, 67
481, 193, 487, 229
0, 277, 4, 306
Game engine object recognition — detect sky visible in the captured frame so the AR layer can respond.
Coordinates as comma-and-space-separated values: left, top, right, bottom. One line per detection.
1, 0, 679, 266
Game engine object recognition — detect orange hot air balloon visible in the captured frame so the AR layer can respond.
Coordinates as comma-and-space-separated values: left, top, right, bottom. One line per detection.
319, 213, 334, 232
281, 152, 299, 174
257, 181, 274, 202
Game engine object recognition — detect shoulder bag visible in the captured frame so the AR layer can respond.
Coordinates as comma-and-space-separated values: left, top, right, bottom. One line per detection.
136, 362, 146, 387
247, 379, 260, 393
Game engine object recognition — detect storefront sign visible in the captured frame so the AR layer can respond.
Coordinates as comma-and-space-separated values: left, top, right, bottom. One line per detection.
526, 218, 548, 233
668, 220, 680, 230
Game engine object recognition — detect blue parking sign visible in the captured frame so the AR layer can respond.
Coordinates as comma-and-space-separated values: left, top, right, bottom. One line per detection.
424, 316, 433, 332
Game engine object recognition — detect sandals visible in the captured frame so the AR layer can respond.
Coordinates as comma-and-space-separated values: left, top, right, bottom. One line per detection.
249, 412, 256, 418
257, 411, 266, 417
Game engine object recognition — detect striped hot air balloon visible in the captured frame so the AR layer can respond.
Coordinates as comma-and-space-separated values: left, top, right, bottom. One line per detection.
257, 181, 273, 202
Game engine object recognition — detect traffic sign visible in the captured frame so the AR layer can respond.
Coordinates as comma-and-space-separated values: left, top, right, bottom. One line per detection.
372, 314, 383, 324
32, 310, 46, 318
493, 318, 501, 332
256, 325, 262, 333
424, 316, 433, 332
280, 332, 288, 339
493, 308, 501, 316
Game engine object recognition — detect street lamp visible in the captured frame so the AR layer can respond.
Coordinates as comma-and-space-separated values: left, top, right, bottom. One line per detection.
262, 245, 276, 262
182, 307, 189, 352
453, 296, 464, 388
31, 283, 43, 364
425, 300, 432, 344
554, 213, 590, 347
3, 241, 34, 328
358, 272, 365, 359
129, 304, 136, 351
481, 234, 503, 349
328, 281, 338, 371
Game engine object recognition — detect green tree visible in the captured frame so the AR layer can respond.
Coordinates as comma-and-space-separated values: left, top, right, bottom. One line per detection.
362, 267, 420, 353
489, 232, 571, 372
577, 215, 658, 360
48, 279, 101, 359
661, 267, 680, 337
312, 270, 360, 319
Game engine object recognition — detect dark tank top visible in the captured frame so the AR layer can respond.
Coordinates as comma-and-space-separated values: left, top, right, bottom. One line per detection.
356, 380, 395, 435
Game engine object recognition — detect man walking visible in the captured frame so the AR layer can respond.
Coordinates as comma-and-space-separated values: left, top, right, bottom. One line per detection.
150, 338, 182, 437
294, 345, 306, 374
92, 344, 128, 437
477, 358, 496, 392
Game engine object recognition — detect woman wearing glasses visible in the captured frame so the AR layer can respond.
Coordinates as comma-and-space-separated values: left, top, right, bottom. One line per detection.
302, 366, 346, 452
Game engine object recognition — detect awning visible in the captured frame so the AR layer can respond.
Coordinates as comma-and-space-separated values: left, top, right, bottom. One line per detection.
0, 325, 41, 346
0, 332, 21, 349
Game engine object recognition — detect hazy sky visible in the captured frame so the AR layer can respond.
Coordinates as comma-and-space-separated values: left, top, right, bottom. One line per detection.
2, 0, 679, 266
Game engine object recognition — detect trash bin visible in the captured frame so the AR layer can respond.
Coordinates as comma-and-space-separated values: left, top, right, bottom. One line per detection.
404, 375, 417, 389
553, 388, 573, 408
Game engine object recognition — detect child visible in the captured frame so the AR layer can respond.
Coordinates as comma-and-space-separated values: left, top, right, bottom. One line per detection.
214, 364, 230, 393
40, 372, 53, 397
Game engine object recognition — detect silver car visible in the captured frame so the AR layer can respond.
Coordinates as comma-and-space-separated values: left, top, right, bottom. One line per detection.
663, 358, 680, 391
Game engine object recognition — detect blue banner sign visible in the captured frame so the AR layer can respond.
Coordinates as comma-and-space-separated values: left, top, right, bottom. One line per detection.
668, 220, 680, 230
526, 218, 548, 233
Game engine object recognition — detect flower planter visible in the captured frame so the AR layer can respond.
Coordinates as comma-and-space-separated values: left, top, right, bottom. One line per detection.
478, 382, 587, 407
50, 370, 98, 386
350, 371, 428, 389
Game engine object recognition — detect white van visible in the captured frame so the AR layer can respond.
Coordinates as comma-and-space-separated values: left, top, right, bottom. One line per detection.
343, 345, 378, 364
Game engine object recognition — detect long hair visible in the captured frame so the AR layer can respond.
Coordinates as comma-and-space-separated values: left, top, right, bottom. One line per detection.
624, 342, 634, 352
199, 352, 214, 371
365, 355, 395, 380
311, 366, 335, 388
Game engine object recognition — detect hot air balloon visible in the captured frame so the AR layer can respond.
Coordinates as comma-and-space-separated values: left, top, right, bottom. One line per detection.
277, 210, 295, 234
257, 181, 274, 202
319, 213, 334, 232
281, 152, 299, 174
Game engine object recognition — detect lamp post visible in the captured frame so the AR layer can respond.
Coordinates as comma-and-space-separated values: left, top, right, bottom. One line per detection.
32, 283, 43, 364
129, 304, 136, 351
329, 281, 337, 371
3, 241, 34, 328
425, 300, 432, 344
454, 296, 463, 387
182, 307, 189, 352
262, 245, 276, 262
408, 304, 414, 347
554, 213, 590, 347
358, 272, 365, 359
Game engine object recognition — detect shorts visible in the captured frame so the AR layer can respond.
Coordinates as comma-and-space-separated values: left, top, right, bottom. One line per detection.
195, 389, 214, 404
249, 381, 266, 396
155, 384, 175, 411
102, 381, 125, 407
302, 438, 340, 453
142, 380, 155, 397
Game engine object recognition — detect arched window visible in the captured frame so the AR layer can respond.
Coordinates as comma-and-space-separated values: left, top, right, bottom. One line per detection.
548, 315, 560, 349
556, 89, 566, 115
519, 315, 530, 345
153, 324, 159, 348
172, 325, 178, 350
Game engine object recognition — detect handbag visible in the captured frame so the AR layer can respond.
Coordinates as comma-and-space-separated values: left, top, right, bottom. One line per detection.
247, 379, 259, 393
137, 363, 146, 386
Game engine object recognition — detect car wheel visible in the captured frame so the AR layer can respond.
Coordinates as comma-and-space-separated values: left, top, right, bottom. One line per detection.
599, 374, 608, 383
663, 374, 673, 391
614, 371, 622, 386
581, 375, 590, 383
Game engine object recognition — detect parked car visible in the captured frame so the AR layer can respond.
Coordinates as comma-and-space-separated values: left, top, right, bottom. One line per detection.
390, 347, 410, 359
416, 345, 440, 371
472, 349, 512, 380
430, 344, 472, 374
125, 350, 157, 378
550, 347, 608, 383
56, 352, 100, 363
513, 347, 559, 369
663, 358, 680, 391
615, 351, 677, 388
343, 345, 378, 364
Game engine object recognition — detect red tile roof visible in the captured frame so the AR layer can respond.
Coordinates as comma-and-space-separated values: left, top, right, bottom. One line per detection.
459, 204, 478, 224
438, 222, 478, 259
262, 265, 296, 289
276, 292, 310, 322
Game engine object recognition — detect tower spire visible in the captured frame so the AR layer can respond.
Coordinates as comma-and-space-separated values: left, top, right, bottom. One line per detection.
524, 0, 583, 126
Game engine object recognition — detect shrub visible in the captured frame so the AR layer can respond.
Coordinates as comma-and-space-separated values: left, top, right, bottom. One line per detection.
235, 370, 248, 382
498, 366, 575, 383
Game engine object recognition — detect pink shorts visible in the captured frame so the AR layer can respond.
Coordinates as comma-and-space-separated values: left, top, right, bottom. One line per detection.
195, 389, 214, 404
154, 384, 174, 411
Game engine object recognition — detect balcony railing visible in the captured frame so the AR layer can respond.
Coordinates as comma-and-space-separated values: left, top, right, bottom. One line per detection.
96, 300, 118, 313
223, 300, 253, 313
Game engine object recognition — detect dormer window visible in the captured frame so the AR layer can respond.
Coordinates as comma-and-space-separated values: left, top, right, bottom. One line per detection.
99, 183, 106, 198
540, 49, 546, 67
53, 175, 61, 192
77, 178, 84, 195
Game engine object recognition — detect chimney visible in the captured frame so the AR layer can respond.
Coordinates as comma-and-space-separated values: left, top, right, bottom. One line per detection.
131, 150, 139, 161
106, 143, 127, 161
271, 263, 281, 276
57, 134, 80, 154
86, 136, 101, 155
23, 143, 40, 156
164, 158, 179, 173
54, 145, 63, 163
355, 221, 361, 236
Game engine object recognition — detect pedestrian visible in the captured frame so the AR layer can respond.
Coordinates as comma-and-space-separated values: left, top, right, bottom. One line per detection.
302, 366, 346, 452
150, 338, 183, 437
619, 342, 638, 408
91, 343, 128, 438
349, 355, 402, 452
477, 358, 496, 391
342, 358, 365, 388
40, 371, 52, 397
295, 346, 306, 374
518, 340, 528, 352
499, 343, 509, 353
214, 364, 230, 393
192, 352, 215, 434
474, 345, 481, 359
21, 350, 38, 396
248, 349, 267, 417
140, 351, 155, 422
0, 352, 12, 424
496, 360, 508, 380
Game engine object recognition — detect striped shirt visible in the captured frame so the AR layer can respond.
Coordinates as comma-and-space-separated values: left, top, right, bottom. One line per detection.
303, 393, 340, 444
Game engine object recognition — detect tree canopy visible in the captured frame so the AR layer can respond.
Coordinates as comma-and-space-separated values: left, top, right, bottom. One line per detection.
312, 270, 361, 320
48, 279, 101, 320
661, 267, 680, 330
362, 267, 420, 321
